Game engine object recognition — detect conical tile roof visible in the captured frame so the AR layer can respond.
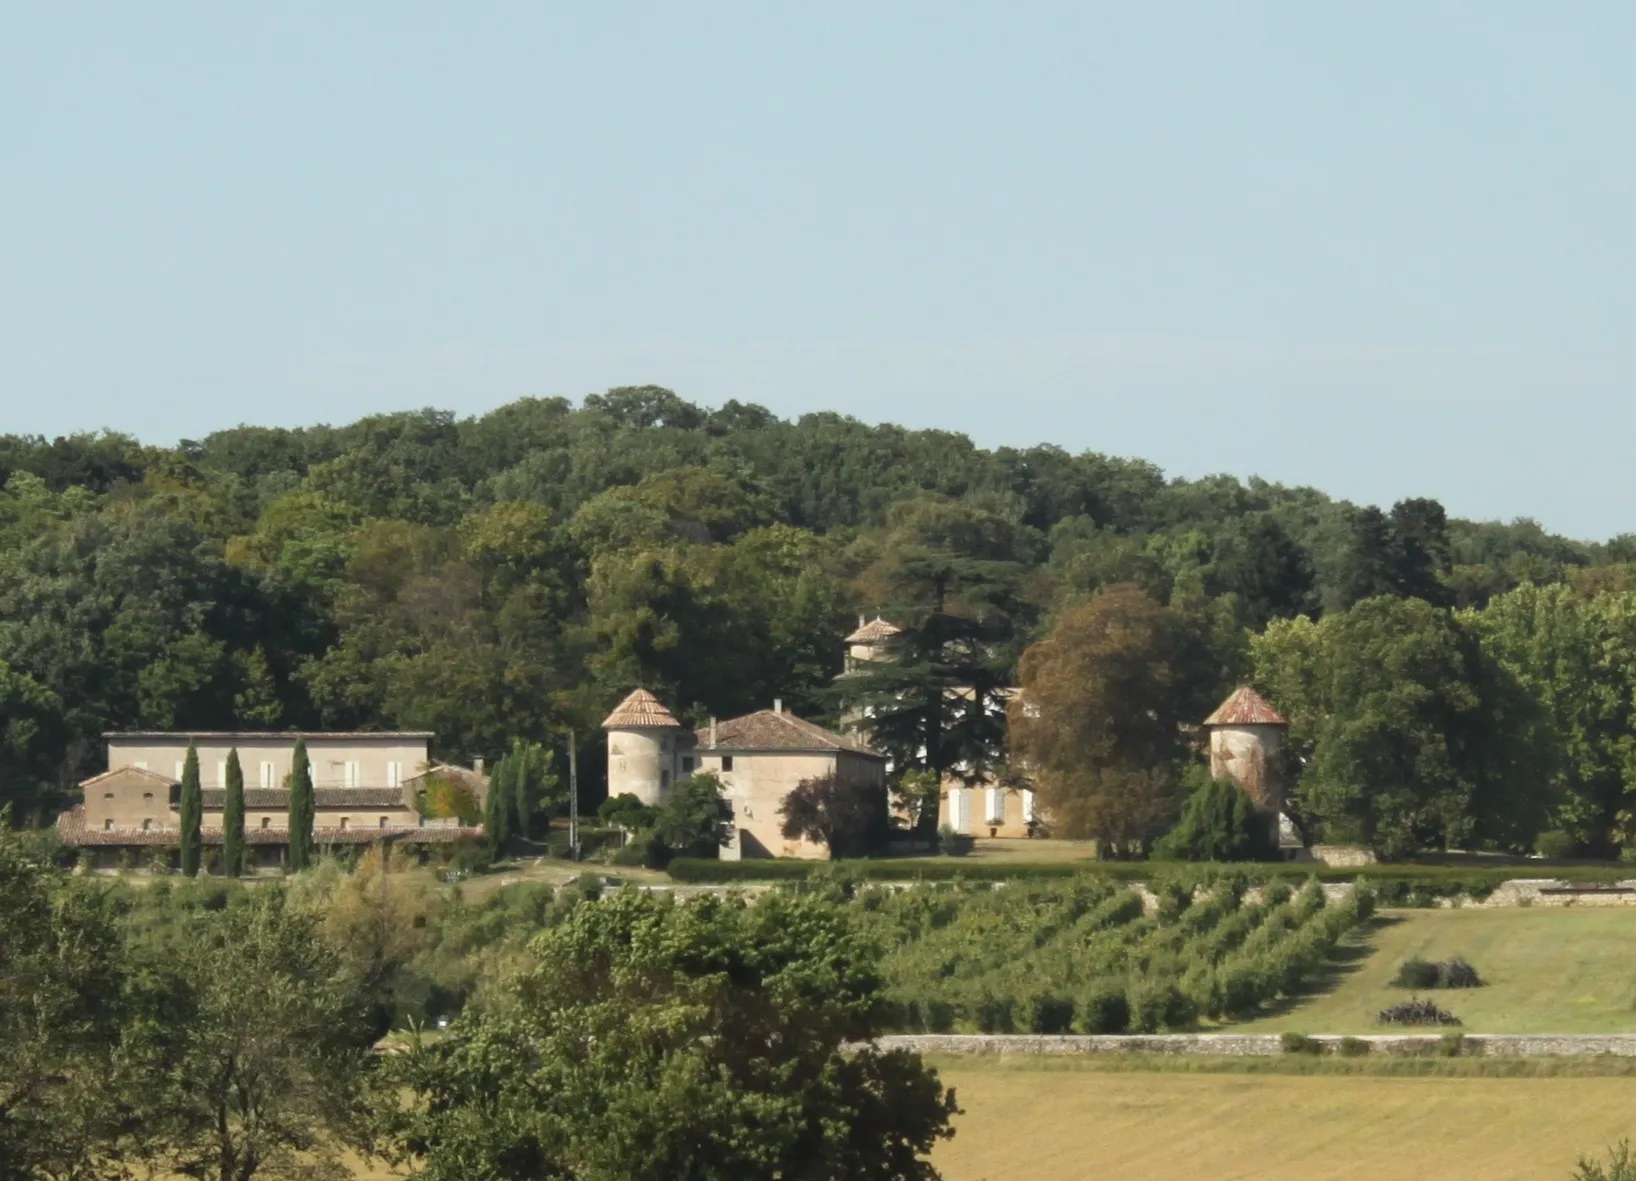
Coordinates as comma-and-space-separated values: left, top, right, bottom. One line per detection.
845, 616, 903, 644
601, 688, 681, 729
1203, 686, 1288, 727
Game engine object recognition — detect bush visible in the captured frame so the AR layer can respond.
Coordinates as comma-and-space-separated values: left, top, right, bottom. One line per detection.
1077, 984, 1131, 1034
1026, 993, 1076, 1034
1437, 1031, 1467, 1058
973, 992, 1014, 1033
1280, 1032, 1319, 1055
1126, 979, 1193, 1033
1573, 1141, 1636, 1181
1391, 956, 1482, 989
1153, 767, 1279, 862
1338, 1035, 1370, 1058
1535, 829, 1574, 859
938, 825, 974, 857
1377, 998, 1461, 1026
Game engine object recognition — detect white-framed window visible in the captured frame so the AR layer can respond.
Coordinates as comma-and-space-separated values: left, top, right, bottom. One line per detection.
1022, 789, 1036, 824
387, 762, 402, 788
344, 762, 360, 789
950, 788, 970, 835
260, 762, 276, 789
985, 787, 1004, 826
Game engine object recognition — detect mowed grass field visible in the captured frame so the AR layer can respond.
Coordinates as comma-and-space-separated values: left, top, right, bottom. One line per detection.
927, 1058, 1636, 1181
1231, 906, 1636, 1033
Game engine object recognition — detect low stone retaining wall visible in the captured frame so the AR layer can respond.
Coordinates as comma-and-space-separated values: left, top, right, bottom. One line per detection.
878, 1033, 1636, 1056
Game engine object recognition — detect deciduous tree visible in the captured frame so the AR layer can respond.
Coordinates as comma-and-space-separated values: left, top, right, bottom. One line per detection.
780, 773, 885, 859
382, 890, 958, 1180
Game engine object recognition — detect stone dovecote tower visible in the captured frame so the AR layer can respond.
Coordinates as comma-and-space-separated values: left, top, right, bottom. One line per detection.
602, 688, 681, 807
1202, 686, 1289, 823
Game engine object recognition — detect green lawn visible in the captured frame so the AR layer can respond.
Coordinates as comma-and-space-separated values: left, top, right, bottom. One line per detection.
1230, 906, 1636, 1033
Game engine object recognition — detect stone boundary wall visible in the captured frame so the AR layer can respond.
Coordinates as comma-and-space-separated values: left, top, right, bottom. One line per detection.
877, 1033, 1636, 1056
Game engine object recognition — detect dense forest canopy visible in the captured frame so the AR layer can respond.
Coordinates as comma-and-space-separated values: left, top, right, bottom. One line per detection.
4, 385, 1634, 850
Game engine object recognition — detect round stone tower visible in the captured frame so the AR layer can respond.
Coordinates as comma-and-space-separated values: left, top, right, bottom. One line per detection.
602, 688, 682, 807
1202, 686, 1289, 821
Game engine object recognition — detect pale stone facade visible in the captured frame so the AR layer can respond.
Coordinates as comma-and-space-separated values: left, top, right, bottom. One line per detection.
61, 731, 484, 869
602, 691, 887, 860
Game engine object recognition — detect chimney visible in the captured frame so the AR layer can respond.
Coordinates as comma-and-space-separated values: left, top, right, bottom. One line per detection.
774, 698, 783, 715
709, 717, 718, 748
473, 756, 485, 775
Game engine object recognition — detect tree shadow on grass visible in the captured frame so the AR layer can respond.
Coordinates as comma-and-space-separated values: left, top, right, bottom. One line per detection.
1233, 915, 1405, 1024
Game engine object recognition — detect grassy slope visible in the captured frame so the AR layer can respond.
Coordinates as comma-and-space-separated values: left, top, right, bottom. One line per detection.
928, 1058, 1634, 1181
1230, 907, 1636, 1034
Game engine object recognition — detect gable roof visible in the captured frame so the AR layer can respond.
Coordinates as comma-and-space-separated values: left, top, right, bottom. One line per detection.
79, 765, 179, 789
1204, 686, 1288, 727
602, 688, 682, 729
695, 709, 880, 757
845, 616, 903, 644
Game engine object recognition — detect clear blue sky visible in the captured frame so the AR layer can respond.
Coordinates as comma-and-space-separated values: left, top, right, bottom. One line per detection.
4, 3, 1635, 538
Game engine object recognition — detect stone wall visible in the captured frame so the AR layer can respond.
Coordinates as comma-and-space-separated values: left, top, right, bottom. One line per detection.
876, 1033, 1636, 1056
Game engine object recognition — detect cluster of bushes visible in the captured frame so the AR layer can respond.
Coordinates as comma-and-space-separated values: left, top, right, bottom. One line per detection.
1378, 998, 1463, 1026
855, 873, 1376, 1034
1391, 956, 1483, 989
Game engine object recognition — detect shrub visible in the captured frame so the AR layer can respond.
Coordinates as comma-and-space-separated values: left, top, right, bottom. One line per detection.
938, 825, 974, 857
1573, 1141, 1636, 1181
1126, 979, 1193, 1033
1391, 956, 1482, 989
1077, 984, 1131, 1034
1027, 993, 1076, 1034
1338, 1036, 1370, 1058
1280, 1032, 1318, 1055
1377, 998, 1461, 1026
1152, 767, 1279, 862
1391, 957, 1442, 989
973, 991, 1014, 1033
1535, 829, 1574, 859
1437, 1032, 1467, 1057
925, 1000, 957, 1033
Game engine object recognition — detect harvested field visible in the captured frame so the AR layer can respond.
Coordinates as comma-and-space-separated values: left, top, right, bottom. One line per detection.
928, 1057, 1636, 1181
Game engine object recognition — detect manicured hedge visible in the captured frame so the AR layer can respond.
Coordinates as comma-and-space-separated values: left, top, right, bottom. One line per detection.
666, 857, 1632, 900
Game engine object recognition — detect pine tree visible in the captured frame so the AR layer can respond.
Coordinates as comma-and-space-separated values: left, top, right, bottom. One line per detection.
287, 737, 314, 872
178, 742, 202, 877
223, 748, 246, 878
484, 754, 513, 858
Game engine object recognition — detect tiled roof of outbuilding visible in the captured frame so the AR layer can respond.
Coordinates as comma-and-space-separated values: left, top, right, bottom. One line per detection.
845, 617, 903, 644
695, 710, 880, 757
602, 688, 682, 729
1204, 686, 1288, 727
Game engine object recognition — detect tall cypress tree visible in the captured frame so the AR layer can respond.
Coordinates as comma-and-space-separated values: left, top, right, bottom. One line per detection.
287, 737, 314, 872
178, 743, 202, 877
484, 754, 513, 858
223, 748, 245, 878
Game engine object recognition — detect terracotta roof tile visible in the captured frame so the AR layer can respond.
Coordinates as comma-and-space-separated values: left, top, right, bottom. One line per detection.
693, 710, 880, 756
199, 787, 407, 809
602, 688, 682, 729
1204, 686, 1288, 727
845, 617, 903, 644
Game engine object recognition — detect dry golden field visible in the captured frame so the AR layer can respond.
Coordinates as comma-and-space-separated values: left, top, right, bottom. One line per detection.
926, 1057, 1636, 1181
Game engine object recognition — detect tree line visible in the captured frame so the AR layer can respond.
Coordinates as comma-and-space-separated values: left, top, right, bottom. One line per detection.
4, 386, 1635, 855
0, 827, 956, 1181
